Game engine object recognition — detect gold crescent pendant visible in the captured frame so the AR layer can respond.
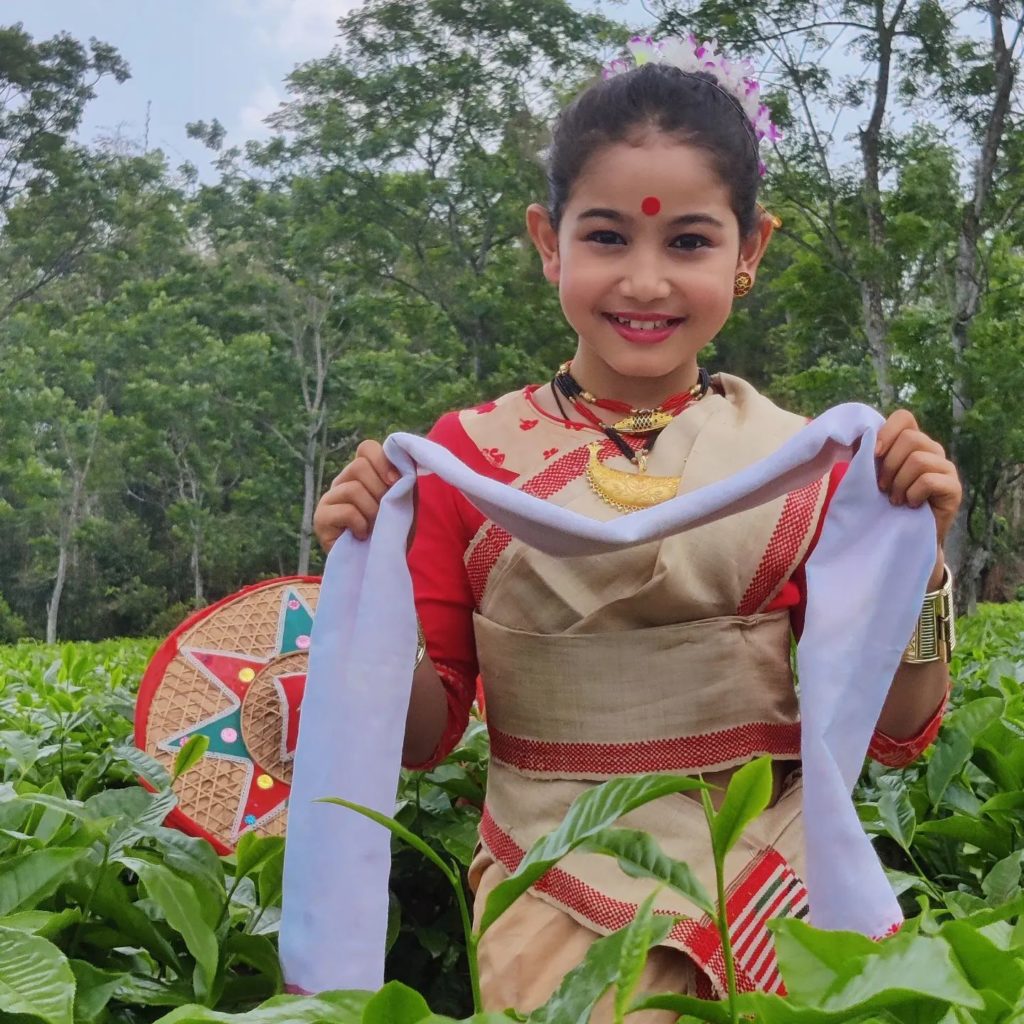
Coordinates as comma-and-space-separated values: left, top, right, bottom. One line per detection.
585, 442, 681, 513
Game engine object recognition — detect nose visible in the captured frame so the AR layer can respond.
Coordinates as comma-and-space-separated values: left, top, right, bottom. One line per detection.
619, 249, 672, 303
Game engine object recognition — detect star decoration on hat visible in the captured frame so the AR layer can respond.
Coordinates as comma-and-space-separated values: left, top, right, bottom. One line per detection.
156, 587, 314, 840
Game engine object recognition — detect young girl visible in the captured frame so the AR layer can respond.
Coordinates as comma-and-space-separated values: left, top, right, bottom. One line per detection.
313, 35, 961, 1017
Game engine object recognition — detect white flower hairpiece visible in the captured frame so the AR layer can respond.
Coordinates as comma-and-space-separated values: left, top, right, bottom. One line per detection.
602, 34, 781, 176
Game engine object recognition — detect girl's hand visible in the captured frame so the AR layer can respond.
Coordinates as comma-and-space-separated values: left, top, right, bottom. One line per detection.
313, 440, 401, 552
874, 410, 962, 549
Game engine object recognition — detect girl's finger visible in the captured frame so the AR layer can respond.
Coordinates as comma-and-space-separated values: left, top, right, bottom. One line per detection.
315, 503, 372, 546
332, 481, 383, 532
904, 472, 962, 512
874, 409, 917, 457
876, 430, 943, 491
888, 452, 952, 505
356, 440, 400, 487
346, 458, 391, 502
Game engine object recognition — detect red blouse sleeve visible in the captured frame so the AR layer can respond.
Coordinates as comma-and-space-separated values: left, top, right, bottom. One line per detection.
792, 461, 946, 768
403, 412, 486, 770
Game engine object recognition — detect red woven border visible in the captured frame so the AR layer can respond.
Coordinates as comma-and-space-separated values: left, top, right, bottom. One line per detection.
479, 806, 807, 996
737, 479, 824, 615
465, 437, 644, 606
489, 721, 801, 776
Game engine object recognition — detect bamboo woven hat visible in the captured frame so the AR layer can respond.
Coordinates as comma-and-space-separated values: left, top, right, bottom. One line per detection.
134, 576, 320, 854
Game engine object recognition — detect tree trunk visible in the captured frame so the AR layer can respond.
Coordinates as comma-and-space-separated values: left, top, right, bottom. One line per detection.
857, 0, 899, 410
191, 532, 204, 605
45, 532, 69, 644
947, 0, 1019, 610
297, 423, 318, 576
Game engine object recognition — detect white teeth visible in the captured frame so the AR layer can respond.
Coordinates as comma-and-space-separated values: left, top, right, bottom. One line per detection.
612, 315, 674, 330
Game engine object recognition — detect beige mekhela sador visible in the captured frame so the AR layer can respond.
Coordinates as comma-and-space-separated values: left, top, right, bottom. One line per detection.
457, 373, 831, 1014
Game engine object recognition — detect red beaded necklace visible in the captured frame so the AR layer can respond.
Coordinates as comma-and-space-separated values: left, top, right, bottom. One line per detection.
552, 361, 711, 465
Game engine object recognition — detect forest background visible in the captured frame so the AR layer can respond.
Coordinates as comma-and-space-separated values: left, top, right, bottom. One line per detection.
1, 0, 1022, 644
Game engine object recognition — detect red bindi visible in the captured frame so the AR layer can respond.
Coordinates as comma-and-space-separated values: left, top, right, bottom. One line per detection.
640, 195, 661, 216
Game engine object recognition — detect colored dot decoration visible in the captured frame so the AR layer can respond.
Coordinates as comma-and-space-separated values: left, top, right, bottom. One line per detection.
238, 667, 256, 683
221, 727, 238, 743
641, 195, 661, 216
256, 774, 274, 790
288, 599, 301, 610
244, 814, 257, 826
296, 634, 311, 650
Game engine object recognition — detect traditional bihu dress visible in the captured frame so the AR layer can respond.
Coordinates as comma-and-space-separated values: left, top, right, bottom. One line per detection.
406, 372, 945, 1017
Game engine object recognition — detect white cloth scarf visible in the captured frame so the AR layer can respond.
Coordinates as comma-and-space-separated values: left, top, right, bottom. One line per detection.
279, 401, 936, 994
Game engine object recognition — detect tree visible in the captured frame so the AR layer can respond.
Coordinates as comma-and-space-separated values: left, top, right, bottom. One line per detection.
652, 0, 1024, 609
0, 23, 130, 317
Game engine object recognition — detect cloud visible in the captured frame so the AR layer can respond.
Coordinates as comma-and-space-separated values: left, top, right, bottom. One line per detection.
239, 83, 284, 136
230, 0, 362, 57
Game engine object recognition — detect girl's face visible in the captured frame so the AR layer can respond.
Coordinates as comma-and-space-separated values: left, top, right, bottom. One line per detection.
527, 135, 771, 401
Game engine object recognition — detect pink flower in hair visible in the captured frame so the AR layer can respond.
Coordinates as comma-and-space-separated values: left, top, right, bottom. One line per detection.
601, 32, 781, 175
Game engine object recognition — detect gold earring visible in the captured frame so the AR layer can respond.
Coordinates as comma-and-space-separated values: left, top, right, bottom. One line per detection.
734, 272, 753, 298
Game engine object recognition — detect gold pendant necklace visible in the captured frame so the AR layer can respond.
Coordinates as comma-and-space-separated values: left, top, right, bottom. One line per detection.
584, 442, 682, 513
609, 409, 675, 433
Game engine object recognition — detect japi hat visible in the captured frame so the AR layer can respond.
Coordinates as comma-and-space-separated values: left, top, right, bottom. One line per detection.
134, 576, 319, 854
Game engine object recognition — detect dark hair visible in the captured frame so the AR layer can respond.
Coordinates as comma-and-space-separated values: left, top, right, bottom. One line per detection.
545, 63, 761, 237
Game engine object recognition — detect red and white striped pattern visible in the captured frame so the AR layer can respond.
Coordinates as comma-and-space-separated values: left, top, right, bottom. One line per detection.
724, 849, 808, 993
480, 808, 807, 998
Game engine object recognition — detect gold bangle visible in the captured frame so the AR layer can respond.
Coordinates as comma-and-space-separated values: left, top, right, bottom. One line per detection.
414, 618, 427, 670
902, 565, 956, 664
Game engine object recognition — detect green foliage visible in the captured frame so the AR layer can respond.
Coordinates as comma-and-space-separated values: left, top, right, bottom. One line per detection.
0, 606, 1023, 1021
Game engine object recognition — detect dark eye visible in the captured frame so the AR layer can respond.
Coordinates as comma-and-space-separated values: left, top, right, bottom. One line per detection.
586, 229, 625, 245
671, 234, 711, 250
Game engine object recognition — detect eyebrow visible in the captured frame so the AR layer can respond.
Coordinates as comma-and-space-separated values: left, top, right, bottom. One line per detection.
578, 207, 726, 229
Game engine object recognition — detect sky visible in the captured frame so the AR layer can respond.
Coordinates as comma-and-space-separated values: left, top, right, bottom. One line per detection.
10, 0, 654, 181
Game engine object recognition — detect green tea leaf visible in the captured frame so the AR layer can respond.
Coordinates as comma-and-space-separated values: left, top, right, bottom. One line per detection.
951, 696, 1004, 739
361, 980, 432, 1023
0, 847, 87, 916
710, 756, 774, 860
925, 726, 973, 806
982, 850, 1024, 906
629, 993, 732, 1023
0, 907, 81, 938
979, 791, 1024, 815
479, 774, 705, 935
321, 797, 457, 887
916, 816, 1012, 858
222, 933, 284, 990
771, 918, 878, 1003
111, 743, 171, 790
151, 827, 226, 908
173, 735, 209, 782
119, 857, 219, 1002
783, 922, 984, 1014
940, 920, 1024, 1006
70, 958, 125, 1023
149, 990, 372, 1021
613, 890, 658, 1024
0, 924, 75, 1024
528, 896, 673, 1024
257, 844, 285, 909
877, 777, 916, 851
578, 827, 713, 914
823, 938, 984, 1013
233, 832, 284, 883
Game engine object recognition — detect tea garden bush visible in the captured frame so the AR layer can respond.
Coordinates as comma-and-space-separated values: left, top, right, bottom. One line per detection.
0, 604, 1021, 1023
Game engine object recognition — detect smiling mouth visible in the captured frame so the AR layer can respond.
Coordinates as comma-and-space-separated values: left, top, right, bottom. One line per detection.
605, 313, 685, 331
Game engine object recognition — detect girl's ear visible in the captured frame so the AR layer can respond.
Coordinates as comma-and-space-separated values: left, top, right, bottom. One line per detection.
526, 203, 561, 284
735, 209, 775, 283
